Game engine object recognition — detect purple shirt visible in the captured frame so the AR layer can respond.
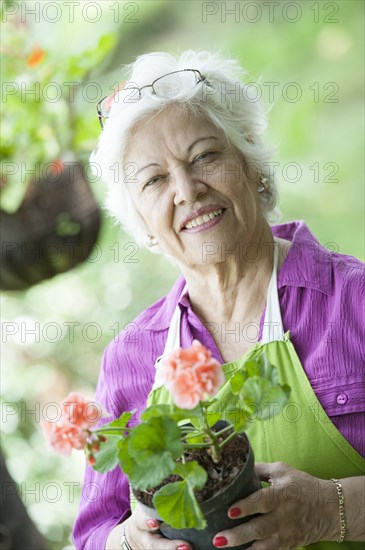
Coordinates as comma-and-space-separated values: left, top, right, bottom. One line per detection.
73, 221, 365, 550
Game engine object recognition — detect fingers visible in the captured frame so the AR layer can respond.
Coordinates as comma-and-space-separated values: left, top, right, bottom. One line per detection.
255, 461, 291, 483
254, 462, 272, 482
143, 516, 192, 549
249, 538, 280, 550
145, 517, 160, 531
130, 503, 161, 533
127, 505, 192, 549
212, 517, 274, 548
227, 486, 274, 519
140, 531, 192, 550
216, 464, 322, 549
226, 461, 294, 520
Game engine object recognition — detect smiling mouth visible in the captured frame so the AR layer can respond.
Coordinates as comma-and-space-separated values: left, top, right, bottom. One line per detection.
183, 208, 225, 230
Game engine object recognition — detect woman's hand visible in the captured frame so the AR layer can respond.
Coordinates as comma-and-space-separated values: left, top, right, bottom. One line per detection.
212, 461, 339, 549
124, 503, 192, 550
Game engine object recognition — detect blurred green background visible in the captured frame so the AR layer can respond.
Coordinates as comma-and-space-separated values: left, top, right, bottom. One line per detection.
1, 1, 364, 548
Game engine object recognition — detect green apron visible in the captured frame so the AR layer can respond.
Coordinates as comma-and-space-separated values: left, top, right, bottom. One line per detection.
136, 244, 365, 549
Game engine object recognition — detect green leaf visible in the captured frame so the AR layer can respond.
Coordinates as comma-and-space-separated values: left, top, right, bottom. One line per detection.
205, 411, 221, 428
244, 359, 260, 377
185, 432, 206, 445
153, 480, 207, 530
173, 406, 202, 423
259, 386, 290, 420
224, 406, 250, 433
204, 399, 222, 427
67, 33, 117, 76
230, 370, 246, 394
93, 435, 120, 473
173, 461, 207, 488
242, 377, 289, 420
242, 377, 271, 404
117, 437, 135, 473
99, 411, 135, 435
97, 34, 118, 57
141, 404, 171, 420
257, 353, 278, 385
129, 417, 183, 463
141, 404, 202, 424
121, 448, 177, 491
111, 411, 136, 427
119, 417, 183, 490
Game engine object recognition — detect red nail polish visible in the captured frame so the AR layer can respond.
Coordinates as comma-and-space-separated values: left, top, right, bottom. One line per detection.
176, 545, 190, 550
228, 507, 241, 518
146, 518, 157, 528
213, 536, 228, 547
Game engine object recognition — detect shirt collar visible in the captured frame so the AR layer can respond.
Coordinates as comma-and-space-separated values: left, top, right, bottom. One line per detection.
273, 220, 332, 295
150, 221, 332, 330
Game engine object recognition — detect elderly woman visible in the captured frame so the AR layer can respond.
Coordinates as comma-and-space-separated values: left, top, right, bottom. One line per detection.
73, 51, 365, 550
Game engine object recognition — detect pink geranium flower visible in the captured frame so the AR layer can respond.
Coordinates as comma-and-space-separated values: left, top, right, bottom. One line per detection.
158, 340, 224, 409
61, 392, 101, 427
42, 392, 101, 455
41, 421, 88, 455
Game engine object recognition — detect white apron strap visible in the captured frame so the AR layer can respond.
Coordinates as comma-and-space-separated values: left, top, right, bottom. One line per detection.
261, 242, 285, 344
151, 285, 187, 390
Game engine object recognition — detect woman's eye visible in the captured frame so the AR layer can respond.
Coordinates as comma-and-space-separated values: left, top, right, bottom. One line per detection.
143, 176, 163, 189
193, 151, 216, 164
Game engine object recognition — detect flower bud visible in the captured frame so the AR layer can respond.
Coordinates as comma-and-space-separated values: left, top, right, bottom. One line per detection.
92, 441, 100, 452
88, 454, 96, 466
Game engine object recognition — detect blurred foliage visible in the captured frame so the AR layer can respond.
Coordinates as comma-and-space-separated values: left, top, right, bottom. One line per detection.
1, 17, 117, 211
1, 1, 364, 549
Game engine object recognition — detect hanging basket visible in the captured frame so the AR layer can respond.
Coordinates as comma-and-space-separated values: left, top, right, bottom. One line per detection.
1, 161, 101, 291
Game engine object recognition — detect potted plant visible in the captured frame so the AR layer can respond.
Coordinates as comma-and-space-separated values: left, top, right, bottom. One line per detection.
43, 341, 290, 549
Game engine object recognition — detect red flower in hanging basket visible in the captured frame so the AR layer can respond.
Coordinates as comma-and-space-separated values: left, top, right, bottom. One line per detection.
27, 47, 46, 68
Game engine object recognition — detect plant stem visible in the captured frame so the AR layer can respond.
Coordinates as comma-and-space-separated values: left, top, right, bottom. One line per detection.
214, 424, 234, 437
93, 427, 131, 434
201, 407, 221, 463
180, 426, 199, 433
218, 430, 237, 449
181, 429, 206, 438
183, 442, 214, 448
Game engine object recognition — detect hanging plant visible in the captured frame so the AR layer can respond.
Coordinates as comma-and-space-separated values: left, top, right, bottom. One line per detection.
1, 160, 101, 290
0, 15, 117, 290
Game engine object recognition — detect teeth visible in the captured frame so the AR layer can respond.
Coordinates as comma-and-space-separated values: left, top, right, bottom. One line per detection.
184, 209, 224, 229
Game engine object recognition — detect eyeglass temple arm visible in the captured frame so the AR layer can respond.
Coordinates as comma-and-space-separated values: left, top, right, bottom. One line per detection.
96, 99, 105, 129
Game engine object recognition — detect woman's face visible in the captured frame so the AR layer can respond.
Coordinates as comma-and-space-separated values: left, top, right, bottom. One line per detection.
124, 106, 265, 268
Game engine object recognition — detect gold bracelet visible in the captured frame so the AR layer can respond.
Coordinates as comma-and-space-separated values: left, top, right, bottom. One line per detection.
331, 478, 347, 543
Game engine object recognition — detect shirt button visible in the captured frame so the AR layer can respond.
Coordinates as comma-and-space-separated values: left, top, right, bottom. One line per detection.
336, 393, 348, 405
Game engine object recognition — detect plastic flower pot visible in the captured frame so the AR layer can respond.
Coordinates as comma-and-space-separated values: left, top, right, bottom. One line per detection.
136, 431, 261, 550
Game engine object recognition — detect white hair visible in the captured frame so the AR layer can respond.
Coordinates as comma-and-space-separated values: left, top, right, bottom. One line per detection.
92, 50, 280, 253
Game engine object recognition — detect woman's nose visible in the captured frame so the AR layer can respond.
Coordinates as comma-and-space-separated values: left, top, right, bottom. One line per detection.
173, 169, 208, 205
